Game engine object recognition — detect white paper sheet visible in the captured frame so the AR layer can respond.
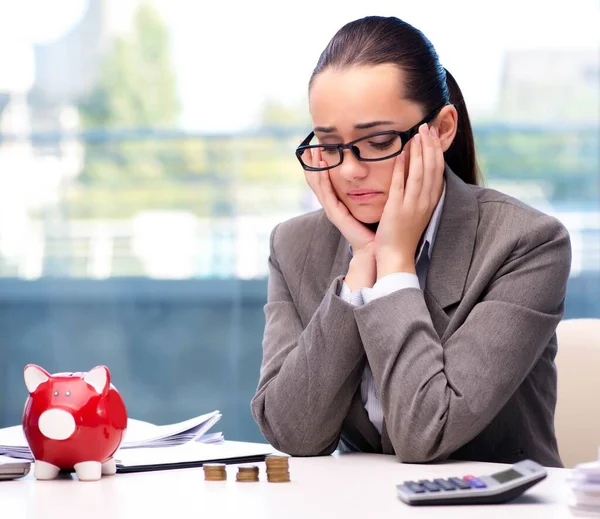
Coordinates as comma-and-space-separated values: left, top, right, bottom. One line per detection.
0, 410, 224, 461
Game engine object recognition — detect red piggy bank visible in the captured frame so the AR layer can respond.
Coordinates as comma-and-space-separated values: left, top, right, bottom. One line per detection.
22, 364, 128, 481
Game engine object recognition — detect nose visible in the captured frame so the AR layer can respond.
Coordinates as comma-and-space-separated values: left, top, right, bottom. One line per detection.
338, 148, 368, 182
38, 409, 76, 440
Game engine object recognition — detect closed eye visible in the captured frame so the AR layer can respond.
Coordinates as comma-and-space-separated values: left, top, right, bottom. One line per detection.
368, 139, 396, 150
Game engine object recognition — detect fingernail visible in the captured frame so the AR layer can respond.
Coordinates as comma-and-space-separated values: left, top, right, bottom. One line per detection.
420, 123, 429, 135
414, 134, 421, 145
430, 126, 437, 137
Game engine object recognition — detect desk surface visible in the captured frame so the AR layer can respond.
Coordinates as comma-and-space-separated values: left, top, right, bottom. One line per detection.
0, 445, 576, 519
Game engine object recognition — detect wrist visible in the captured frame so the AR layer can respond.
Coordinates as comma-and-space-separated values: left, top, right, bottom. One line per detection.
345, 247, 376, 291
376, 253, 415, 280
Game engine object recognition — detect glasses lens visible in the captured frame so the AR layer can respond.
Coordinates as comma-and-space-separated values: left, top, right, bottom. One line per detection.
353, 133, 403, 160
298, 146, 341, 169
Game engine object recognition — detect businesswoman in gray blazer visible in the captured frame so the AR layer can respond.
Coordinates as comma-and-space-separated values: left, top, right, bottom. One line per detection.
251, 16, 571, 468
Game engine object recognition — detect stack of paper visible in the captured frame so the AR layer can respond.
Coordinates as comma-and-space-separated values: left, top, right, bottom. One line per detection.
120, 410, 223, 449
567, 449, 600, 516
0, 410, 224, 461
0, 427, 32, 460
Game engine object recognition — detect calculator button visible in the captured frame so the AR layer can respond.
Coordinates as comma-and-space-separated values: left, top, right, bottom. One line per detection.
465, 477, 487, 489
417, 480, 441, 492
433, 478, 457, 491
403, 481, 426, 493
448, 477, 471, 489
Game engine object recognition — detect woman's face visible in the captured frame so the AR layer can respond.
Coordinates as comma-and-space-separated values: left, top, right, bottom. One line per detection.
308, 64, 428, 224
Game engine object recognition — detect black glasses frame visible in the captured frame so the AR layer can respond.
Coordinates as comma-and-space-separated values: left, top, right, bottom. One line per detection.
295, 101, 448, 171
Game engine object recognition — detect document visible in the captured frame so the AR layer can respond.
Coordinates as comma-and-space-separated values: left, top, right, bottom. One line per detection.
120, 410, 223, 448
114, 440, 274, 473
0, 410, 224, 461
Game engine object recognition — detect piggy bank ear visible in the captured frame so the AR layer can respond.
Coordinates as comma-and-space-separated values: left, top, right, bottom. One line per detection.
24, 364, 50, 394
83, 366, 110, 394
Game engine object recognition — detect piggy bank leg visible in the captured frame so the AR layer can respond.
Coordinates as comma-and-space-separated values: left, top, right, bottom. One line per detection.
34, 460, 60, 480
101, 457, 117, 476
74, 461, 102, 481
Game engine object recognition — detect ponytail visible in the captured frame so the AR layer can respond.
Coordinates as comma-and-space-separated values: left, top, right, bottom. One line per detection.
443, 68, 481, 185
310, 17, 482, 185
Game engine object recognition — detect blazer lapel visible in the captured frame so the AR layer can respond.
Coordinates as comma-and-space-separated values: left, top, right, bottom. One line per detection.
298, 213, 351, 318
380, 168, 481, 456
424, 166, 479, 338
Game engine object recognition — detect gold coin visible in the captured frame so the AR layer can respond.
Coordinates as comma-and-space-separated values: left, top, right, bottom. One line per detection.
265, 457, 289, 464
238, 465, 259, 472
203, 463, 226, 481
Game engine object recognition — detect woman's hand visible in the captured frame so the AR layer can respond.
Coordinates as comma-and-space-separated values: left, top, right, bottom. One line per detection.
302, 147, 375, 253
374, 124, 445, 280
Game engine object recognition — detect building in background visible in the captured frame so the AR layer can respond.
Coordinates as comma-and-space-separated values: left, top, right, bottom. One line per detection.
28, 0, 140, 131
497, 49, 599, 123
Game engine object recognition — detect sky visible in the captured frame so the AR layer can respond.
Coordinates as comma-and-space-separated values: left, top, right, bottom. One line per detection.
0, 0, 598, 132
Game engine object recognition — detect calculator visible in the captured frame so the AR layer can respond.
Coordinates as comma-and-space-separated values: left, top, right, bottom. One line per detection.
396, 459, 547, 506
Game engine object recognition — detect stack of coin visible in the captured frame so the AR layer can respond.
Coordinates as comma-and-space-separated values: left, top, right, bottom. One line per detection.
236, 465, 260, 482
265, 455, 290, 483
203, 463, 227, 481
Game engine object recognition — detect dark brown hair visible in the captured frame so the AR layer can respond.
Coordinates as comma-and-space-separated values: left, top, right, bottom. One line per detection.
309, 16, 480, 185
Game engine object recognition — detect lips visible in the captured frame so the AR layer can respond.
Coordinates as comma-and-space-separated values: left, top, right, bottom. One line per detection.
347, 190, 383, 202
348, 190, 380, 196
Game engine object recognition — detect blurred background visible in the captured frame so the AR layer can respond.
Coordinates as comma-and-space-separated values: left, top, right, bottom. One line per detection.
0, 0, 598, 443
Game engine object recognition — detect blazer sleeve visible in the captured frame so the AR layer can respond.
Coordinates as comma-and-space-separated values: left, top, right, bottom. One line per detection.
353, 214, 572, 462
250, 223, 366, 456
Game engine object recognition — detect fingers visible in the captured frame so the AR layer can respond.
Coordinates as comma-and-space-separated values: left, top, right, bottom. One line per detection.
405, 123, 444, 209
315, 148, 331, 203
309, 148, 349, 224
389, 150, 406, 200
404, 133, 423, 204
319, 161, 340, 204
303, 147, 324, 204
420, 123, 437, 206
303, 151, 319, 192
430, 126, 445, 204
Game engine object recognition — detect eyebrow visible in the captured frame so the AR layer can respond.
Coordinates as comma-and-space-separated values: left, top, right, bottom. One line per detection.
314, 121, 395, 133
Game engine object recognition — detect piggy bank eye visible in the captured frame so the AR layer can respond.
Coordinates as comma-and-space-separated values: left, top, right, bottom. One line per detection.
65, 391, 71, 397
53, 391, 59, 397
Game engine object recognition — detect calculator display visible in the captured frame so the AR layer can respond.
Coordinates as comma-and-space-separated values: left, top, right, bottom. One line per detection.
490, 468, 523, 484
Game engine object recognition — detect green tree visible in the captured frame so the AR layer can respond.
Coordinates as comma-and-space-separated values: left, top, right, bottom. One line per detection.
79, 1, 179, 129
75, 1, 186, 191
70, 1, 222, 218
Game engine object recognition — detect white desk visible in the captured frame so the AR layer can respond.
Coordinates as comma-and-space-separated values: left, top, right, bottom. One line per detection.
0, 445, 576, 519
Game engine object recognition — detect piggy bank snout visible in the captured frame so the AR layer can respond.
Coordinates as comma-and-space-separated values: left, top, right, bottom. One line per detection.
38, 409, 76, 440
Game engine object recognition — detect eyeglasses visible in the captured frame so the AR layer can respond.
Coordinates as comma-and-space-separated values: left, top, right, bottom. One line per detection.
295, 102, 447, 171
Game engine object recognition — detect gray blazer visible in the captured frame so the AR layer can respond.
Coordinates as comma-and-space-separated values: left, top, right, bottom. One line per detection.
251, 166, 571, 468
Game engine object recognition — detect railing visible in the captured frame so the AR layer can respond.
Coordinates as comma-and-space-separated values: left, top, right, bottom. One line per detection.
0, 124, 598, 279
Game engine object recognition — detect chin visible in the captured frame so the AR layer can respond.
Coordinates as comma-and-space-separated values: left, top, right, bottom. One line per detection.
353, 211, 382, 225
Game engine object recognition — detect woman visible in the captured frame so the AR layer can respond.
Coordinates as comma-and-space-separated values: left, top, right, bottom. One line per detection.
250, 16, 571, 467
